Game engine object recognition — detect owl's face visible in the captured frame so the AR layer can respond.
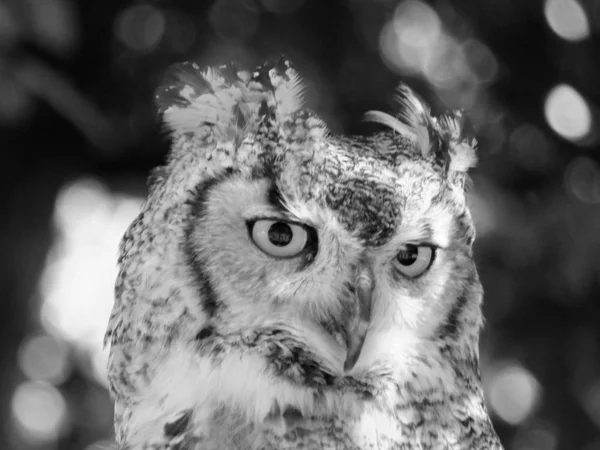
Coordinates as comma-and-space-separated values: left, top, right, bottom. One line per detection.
185, 126, 479, 377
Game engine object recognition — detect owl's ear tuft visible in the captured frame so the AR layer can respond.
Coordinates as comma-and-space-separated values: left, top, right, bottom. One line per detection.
364, 84, 478, 173
155, 61, 264, 141
363, 84, 433, 158
392, 84, 434, 158
249, 56, 307, 122
437, 111, 478, 173
155, 58, 310, 142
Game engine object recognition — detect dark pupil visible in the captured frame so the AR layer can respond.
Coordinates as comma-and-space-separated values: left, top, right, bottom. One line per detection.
397, 245, 418, 266
268, 222, 293, 247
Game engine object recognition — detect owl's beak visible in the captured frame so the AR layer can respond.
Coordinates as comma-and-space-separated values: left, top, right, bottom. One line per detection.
343, 259, 374, 373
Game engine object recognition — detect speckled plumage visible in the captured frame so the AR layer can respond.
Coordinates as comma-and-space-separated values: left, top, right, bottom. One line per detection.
105, 57, 504, 449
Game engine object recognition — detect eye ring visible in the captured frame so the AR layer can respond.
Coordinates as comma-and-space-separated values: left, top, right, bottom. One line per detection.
248, 219, 313, 258
393, 244, 436, 278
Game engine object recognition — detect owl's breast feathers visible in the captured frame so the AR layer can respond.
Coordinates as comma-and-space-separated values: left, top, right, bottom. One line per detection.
105, 57, 503, 449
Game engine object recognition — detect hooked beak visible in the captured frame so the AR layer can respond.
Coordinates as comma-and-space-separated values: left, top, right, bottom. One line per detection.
343, 259, 375, 373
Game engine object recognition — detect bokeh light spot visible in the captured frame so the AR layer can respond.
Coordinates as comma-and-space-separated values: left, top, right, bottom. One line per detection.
580, 380, 600, 428
488, 362, 541, 425
164, 11, 197, 54
11, 381, 69, 442
209, 0, 259, 42
379, 0, 442, 75
115, 4, 165, 52
423, 38, 473, 90
544, 84, 591, 141
0, 1, 19, 47
0, 76, 34, 125
463, 39, 499, 83
39, 177, 143, 387
260, 0, 305, 14
565, 157, 600, 204
511, 421, 559, 450
509, 124, 556, 171
26, 0, 80, 55
18, 334, 71, 384
379, 0, 484, 100
545, 0, 590, 41
468, 181, 498, 238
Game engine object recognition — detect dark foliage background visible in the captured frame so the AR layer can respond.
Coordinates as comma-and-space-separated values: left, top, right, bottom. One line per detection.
1, 0, 599, 449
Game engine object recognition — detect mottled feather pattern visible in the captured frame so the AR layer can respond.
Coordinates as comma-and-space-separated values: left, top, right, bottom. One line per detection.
105, 57, 503, 449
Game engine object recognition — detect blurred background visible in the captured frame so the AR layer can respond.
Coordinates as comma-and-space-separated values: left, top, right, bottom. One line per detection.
0, 0, 599, 448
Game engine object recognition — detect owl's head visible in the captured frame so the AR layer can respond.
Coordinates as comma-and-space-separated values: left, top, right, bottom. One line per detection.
146, 57, 481, 386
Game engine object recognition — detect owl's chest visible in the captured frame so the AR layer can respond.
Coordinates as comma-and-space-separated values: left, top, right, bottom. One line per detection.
201, 398, 464, 450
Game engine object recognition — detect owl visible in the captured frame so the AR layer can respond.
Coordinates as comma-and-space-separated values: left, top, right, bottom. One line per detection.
105, 57, 504, 449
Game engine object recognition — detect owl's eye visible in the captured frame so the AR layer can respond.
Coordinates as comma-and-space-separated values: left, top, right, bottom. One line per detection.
394, 244, 435, 278
249, 220, 311, 258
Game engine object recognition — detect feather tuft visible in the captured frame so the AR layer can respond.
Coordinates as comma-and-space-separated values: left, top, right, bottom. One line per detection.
392, 84, 429, 131
436, 111, 478, 172
392, 84, 433, 157
366, 83, 478, 172
363, 84, 432, 157
272, 66, 306, 117
362, 110, 417, 141
155, 58, 314, 140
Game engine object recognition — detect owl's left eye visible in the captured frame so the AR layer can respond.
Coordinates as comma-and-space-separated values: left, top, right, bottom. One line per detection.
394, 244, 436, 278
249, 220, 311, 258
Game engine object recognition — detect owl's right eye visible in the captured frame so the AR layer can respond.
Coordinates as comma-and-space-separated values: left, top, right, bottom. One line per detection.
248, 219, 312, 258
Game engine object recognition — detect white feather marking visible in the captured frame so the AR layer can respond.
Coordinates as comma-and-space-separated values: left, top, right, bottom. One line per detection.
125, 340, 366, 447
270, 67, 306, 118
237, 70, 252, 83
415, 125, 431, 157
202, 67, 226, 89
448, 141, 478, 172
436, 112, 478, 172
179, 84, 197, 102
163, 86, 244, 138
352, 326, 458, 396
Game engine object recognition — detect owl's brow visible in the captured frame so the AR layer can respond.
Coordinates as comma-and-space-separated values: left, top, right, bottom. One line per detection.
266, 182, 289, 215
399, 221, 449, 249
416, 222, 434, 243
